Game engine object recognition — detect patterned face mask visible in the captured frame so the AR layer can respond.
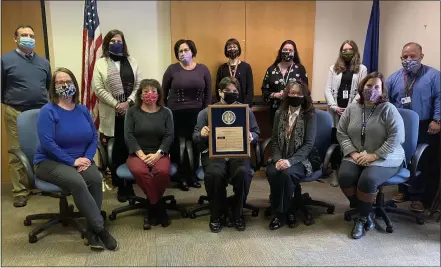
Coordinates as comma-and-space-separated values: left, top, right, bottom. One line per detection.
402, 59, 421, 74
226, 49, 239, 60
55, 84, 76, 98
142, 91, 158, 104
363, 88, 381, 103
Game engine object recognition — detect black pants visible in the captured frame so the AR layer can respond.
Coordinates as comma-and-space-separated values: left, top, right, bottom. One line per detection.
330, 127, 342, 170
267, 162, 306, 215
171, 108, 200, 184
400, 120, 440, 206
202, 154, 252, 221
338, 161, 402, 194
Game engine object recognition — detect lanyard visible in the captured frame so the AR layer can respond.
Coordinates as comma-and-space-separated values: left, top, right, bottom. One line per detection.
361, 104, 377, 148
403, 67, 422, 98
278, 64, 293, 86
228, 60, 240, 78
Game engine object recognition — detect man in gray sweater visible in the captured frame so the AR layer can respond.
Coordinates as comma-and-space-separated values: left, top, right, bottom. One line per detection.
1, 25, 51, 207
193, 77, 260, 233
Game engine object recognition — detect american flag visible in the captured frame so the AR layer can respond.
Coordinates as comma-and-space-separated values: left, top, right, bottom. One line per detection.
81, 0, 102, 128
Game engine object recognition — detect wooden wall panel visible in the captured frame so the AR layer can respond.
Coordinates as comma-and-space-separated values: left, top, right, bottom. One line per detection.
1, 0, 46, 181
170, 1, 246, 94
245, 1, 316, 96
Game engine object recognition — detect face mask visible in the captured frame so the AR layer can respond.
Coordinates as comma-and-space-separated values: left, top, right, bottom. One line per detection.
18, 37, 35, 50
226, 49, 239, 60
109, 43, 124, 55
342, 52, 354, 62
402, 59, 421, 74
363, 88, 381, 103
142, 91, 158, 104
221, 91, 239, 104
281, 51, 294, 62
287, 96, 304, 107
55, 84, 76, 98
179, 53, 192, 63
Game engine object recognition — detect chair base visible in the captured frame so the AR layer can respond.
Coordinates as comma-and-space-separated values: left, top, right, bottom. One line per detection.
264, 192, 335, 225
108, 195, 188, 227
344, 194, 426, 233
187, 195, 260, 221
24, 197, 107, 244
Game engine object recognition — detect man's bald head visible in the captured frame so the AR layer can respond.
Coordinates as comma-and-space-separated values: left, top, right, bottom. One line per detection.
401, 42, 424, 61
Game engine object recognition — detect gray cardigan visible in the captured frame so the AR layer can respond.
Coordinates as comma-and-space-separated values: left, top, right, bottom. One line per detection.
337, 102, 405, 167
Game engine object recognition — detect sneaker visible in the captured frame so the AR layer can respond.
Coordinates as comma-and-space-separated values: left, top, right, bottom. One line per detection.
84, 229, 104, 251
97, 228, 118, 250
392, 193, 406, 203
328, 171, 339, 187
13, 195, 28, 207
410, 201, 424, 213
234, 216, 246, 231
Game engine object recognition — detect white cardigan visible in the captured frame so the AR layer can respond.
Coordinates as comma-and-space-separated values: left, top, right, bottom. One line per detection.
92, 57, 142, 137
324, 64, 367, 126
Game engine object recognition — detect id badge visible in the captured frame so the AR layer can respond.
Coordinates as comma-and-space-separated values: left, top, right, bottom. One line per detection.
343, 90, 349, 99
401, 96, 411, 104
360, 150, 367, 155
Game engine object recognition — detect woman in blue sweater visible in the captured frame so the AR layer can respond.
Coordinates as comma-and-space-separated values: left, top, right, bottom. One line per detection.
34, 67, 117, 251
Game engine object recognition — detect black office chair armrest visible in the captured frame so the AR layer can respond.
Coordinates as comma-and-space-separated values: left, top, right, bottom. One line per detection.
322, 144, 340, 174
106, 138, 116, 168
8, 149, 34, 189
410, 143, 429, 179
252, 141, 261, 170
97, 140, 108, 170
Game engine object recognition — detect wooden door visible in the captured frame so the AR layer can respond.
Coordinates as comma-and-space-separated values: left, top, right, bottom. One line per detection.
170, 1, 246, 95
245, 1, 316, 96
1, 0, 47, 181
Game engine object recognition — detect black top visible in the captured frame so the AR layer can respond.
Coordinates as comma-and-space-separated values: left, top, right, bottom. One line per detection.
261, 63, 308, 110
215, 61, 254, 106
124, 106, 174, 155
337, 65, 353, 108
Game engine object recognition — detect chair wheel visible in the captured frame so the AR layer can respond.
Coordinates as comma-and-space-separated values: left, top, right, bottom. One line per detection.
386, 226, 394, 233
108, 214, 116, 221
29, 235, 38, 243
143, 223, 151, 230
251, 210, 259, 217
129, 199, 135, 205
198, 198, 204, 205
327, 206, 335, 214
23, 219, 31, 226
181, 211, 188, 218
416, 218, 425, 225
344, 212, 352, 221
171, 199, 177, 205
304, 218, 313, 226
189, 213, 196, 219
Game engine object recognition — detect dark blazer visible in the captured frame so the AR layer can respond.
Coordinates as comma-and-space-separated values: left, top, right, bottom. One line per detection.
271, 109, 320, 176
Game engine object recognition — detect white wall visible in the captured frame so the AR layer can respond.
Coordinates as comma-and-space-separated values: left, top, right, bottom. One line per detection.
46, 0, 171, 84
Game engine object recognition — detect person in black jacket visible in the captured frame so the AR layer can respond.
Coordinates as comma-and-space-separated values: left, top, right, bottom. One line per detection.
216, 38, 254, 106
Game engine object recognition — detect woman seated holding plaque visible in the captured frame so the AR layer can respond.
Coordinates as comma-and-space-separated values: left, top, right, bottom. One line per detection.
266, 81, 320, 230
193, 77, 260, 233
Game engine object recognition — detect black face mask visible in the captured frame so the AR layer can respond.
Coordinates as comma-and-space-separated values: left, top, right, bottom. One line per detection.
287, 96, 304, 107
222, 92, 239, 104
281, 51, 294, 62
226, 49, 239, 60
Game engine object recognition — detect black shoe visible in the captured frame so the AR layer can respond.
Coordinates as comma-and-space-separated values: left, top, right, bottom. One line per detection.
351, 216, 367, 239
209, 218, 223, 233
364, 213, 375, 231
117, 187, 129, 203
97, 228, 118, 250
286, 213, 296, 228
234, 216, 246, 231
190, 181, 201, 188
13, 195, 28, 207
179, 181, 189, 191
84, 229, 103, 250
269, 217, 284, 230
156, 200, 171, 227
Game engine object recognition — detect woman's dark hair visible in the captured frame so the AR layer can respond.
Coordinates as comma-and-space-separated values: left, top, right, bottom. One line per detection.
224, 38, 241, 58
135, 79, 164, 107
218, 76, 241, 91
173, 39, 197, 60
333, 40, 361, 74
273, 40, 302, 66
49, 67, 80, 104
357, 72, 389, 105
102, 29, 130, 58
281, 81, 314, 116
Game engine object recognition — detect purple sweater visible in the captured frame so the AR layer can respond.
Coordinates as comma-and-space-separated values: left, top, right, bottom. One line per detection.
162, 63, 212, 110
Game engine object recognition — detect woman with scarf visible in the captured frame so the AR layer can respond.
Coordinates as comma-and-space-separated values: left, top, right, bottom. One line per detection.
92, 29, 142, 202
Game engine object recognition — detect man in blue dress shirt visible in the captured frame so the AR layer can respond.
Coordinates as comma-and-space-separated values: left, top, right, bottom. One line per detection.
386, 42, 440, 212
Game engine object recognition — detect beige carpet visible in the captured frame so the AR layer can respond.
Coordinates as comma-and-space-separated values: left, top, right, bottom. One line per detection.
1, 174, 440, 267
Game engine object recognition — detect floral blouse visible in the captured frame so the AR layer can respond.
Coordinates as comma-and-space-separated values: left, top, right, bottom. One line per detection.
261, 63, 308, 109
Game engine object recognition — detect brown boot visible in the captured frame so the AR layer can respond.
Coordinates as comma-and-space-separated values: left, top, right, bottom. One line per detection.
13, 195, 28, 207
410, 201, 424, 213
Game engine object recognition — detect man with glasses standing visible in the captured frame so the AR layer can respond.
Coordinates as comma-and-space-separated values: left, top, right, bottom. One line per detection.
1, 25, 51, 207
386, 42, 440, 212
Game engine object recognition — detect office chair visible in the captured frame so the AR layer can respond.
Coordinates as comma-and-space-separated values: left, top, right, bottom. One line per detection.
344, 108, 427, 232
261, 109, 337, 225
11, 109, 107, 243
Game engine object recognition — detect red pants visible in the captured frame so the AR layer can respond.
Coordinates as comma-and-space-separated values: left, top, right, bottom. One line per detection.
126, 155, 170, 204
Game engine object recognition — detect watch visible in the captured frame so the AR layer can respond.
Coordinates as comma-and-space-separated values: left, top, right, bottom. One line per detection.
128, 99, 135, 106
157, 150, 165, 157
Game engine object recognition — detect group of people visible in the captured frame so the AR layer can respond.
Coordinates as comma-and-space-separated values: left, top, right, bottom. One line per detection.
1, 25, 439, 251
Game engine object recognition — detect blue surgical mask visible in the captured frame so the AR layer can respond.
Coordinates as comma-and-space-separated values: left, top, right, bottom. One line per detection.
109, 43, 124, 55
55, 84, 76, 98
18, 37, 35, 50
402, 59, 421, 74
